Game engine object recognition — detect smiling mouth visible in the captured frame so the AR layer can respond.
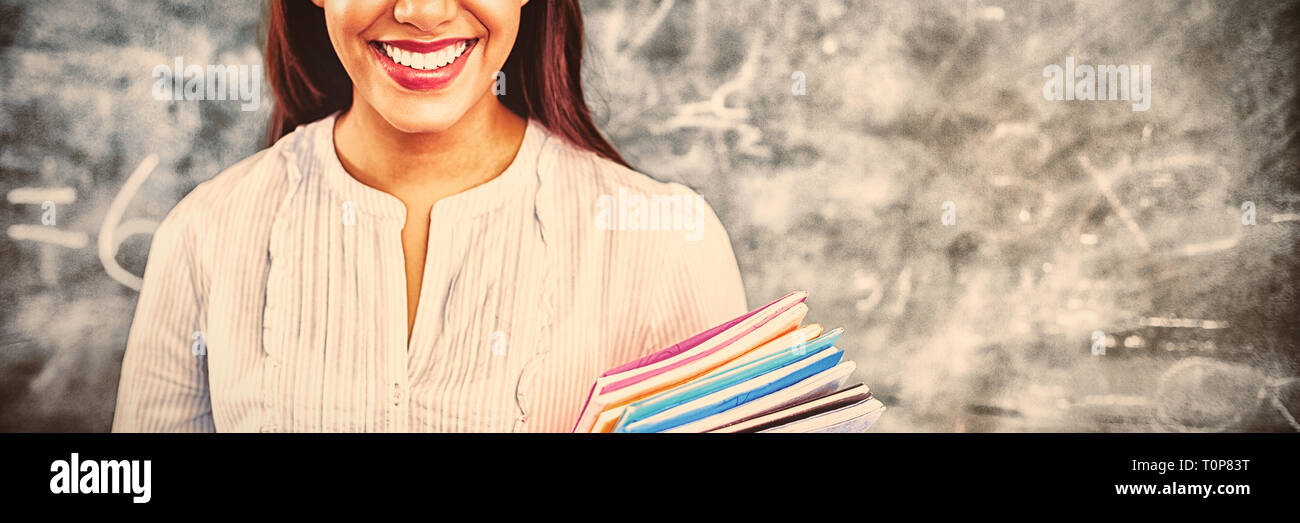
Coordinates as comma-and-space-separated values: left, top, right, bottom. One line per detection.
370, 38, 477, 72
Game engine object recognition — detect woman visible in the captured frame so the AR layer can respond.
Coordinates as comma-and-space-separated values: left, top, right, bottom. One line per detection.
112, 0, 747, 433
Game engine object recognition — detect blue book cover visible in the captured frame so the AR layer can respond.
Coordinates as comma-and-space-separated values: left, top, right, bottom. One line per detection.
617, 347, 846, 433
612, 328, 844, 431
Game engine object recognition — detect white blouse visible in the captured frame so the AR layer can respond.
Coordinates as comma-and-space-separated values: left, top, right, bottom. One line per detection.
111, 113, 748, 433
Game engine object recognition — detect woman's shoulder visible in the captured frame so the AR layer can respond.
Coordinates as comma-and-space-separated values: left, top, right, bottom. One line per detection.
538, 127, 734, 251
162, 124, 312, 230
537, 132, 748, 323
540, 128, 706, 206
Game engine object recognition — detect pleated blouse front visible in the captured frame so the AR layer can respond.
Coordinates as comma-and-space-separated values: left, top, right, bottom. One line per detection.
112, 112, 749, 433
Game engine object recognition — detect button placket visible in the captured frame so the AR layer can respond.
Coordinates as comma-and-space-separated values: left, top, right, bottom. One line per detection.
262, 257, 285, 433
263, 201, 295, 435
386, 380, 408, 432
387, 218, 410, 432
260, 356, 280, 432
513, 254, 557, 431
512, 143, 557, 433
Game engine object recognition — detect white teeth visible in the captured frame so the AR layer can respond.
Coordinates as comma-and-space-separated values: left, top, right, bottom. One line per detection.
380, 40, 471, 71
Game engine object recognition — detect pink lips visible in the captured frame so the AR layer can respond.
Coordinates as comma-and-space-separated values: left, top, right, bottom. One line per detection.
371, 38, 477, 92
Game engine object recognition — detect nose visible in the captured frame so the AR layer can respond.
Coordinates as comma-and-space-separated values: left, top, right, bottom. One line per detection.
393, 0, 457, 33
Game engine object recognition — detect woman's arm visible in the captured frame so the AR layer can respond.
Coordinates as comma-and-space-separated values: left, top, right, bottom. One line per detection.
111, 199, 215, 432
642, 187, 749, 352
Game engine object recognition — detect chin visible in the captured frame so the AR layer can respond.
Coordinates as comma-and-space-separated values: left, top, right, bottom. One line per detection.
365, 93, 479, 134
379, 108, 466, 134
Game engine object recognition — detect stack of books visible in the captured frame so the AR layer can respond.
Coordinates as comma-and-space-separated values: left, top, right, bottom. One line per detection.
572, 291, 885, 433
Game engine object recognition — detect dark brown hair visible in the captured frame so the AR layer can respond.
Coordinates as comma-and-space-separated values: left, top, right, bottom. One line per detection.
264, 0, 629, 168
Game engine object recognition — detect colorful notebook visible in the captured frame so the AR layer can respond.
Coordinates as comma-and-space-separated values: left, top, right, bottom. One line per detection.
572, 291, 886, 434
709, 382, 874, 433
613, 328, 845, 431
573, 291, 809, 433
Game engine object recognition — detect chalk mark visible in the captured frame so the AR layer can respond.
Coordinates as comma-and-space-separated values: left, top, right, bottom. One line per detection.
5, 224, 89, 249
1078, 154, 1152, 252
622, 0, 675, 52
99, 154, 161, 291
7, 186, 76, 205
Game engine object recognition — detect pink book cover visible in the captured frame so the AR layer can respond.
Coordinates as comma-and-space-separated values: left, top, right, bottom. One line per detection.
570, 291, 808, 432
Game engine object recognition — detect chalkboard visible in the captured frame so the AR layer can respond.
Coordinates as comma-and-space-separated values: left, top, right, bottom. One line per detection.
1, 0, 1297, 432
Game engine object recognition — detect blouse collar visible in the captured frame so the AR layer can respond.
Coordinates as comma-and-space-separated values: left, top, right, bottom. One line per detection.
281, 111, 549, 225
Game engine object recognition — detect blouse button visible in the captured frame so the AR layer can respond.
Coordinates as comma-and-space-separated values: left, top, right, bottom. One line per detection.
264, 360, 279, 410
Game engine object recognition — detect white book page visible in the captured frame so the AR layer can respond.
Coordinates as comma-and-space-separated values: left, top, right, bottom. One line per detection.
709, 382, 870, 433
761, 398, 886, 433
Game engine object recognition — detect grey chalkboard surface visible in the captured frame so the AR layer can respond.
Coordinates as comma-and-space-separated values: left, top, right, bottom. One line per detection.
1, 0, 1297, 432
